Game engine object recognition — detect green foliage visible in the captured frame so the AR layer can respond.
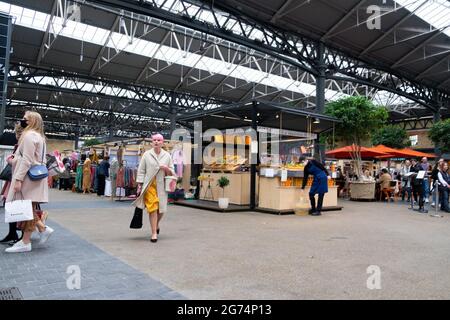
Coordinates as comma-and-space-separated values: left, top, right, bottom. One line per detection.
325, 96, 388, 146
217, 176, 230, 197
217, 176, 230, 189
83, 138, 102, 147
372, 125, 411, 149
429, 119, 450, 153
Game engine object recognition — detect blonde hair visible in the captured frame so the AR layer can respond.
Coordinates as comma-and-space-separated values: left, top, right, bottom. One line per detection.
19, 111, 46, 143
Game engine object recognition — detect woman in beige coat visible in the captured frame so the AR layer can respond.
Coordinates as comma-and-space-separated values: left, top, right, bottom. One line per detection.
5, 111, 53, 253
133, 134, 175, 243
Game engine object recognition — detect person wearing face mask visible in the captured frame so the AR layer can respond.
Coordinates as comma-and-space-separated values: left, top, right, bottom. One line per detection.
300, 157, 330, 216
4, 111, 52, 253
132, 134, 175, 243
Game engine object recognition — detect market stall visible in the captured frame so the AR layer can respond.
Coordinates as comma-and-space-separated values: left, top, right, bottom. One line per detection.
177, 99, 342, 214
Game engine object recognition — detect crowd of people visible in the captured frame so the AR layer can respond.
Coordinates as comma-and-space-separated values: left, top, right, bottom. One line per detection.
335, 157, 450, 213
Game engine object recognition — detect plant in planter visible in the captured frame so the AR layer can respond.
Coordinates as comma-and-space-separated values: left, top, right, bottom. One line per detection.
217, 176, 230, 209
325, 96, 388, 180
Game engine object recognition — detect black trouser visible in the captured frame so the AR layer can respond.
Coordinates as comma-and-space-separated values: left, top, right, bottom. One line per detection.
412, 183, 424, 209
97, 174, 106, 196
309, 193, 325, 213
59, 178, 70, 190
440, 188, 450, 212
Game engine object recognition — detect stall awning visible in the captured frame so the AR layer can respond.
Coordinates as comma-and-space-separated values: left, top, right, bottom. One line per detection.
397, 148, 436, 159
325, 145, 388, 159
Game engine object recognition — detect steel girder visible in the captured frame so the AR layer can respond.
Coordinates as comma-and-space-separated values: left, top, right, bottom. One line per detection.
391, 117, 435, 131
81, 0, 450, 112
8, 63, 227, 113
5, 100, 171, 136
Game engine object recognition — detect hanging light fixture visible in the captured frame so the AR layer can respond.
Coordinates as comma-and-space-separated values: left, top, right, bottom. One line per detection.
313, 117, 320, 124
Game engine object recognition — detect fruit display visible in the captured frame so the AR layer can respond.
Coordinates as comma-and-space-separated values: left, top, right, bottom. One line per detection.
283, 164, 305, 170
204, 155, 248, 171
280, 177, 335, 187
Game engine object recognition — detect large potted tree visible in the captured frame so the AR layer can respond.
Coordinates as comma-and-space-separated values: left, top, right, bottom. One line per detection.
325, 96, 388, 200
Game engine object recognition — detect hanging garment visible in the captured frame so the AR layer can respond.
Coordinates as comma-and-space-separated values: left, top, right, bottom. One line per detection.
172, 149, 184, 177
82, 158, 92, 192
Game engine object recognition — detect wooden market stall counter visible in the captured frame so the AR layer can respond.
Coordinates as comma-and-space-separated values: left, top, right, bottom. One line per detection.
199, 171, 258, 205
258, 176, 338, 211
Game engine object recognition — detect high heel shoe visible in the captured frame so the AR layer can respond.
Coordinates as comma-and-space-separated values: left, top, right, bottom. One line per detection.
150, 238, 158, 243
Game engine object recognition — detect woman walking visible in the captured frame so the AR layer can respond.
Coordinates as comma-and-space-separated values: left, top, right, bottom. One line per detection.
5, 111, 53, 253
133, 134, 175, 243
301, 157, 330, 216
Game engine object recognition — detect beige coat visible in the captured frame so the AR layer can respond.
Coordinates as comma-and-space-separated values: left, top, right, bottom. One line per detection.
132, 148, 175, 213
6, 131, 49, 203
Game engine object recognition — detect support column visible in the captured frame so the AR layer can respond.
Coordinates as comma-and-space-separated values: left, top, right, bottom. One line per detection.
170, 105, 177, 135
250, 100, 258, 210
433, 89, 442, 157
108, 127, 114, 142
315, 42, 326, 114
433, 109, 441, 157
74, 133, 80, 150
0, 16, 12, 134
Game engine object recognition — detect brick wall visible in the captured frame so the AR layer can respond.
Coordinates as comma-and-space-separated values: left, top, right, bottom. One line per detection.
407, 129, 434, 150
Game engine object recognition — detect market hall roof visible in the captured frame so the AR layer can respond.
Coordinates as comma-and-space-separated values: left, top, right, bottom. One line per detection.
2, 0, 450, 136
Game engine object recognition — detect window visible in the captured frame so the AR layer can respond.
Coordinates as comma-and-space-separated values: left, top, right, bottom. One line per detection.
409, 135, 418, 146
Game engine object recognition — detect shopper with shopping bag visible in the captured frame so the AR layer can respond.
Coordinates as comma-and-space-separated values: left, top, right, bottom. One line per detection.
132, 133, 175, 243
4, 111, 53, 253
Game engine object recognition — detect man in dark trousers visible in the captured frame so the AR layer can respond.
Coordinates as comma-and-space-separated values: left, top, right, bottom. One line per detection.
97, 156, 110, 196
410, 158, 427, 213
301, 157, 330, 216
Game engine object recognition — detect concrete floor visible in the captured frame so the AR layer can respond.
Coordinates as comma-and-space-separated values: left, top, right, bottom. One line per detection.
34, 190, 450, 299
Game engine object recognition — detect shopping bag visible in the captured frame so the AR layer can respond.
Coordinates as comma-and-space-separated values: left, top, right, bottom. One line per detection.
5, 199, 33, 223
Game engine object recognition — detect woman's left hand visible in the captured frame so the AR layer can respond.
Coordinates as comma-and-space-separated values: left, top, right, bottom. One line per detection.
160, 165, 170, 174
14, 181, 22, 193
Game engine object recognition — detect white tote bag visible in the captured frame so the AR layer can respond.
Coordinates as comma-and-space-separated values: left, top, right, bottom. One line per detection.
5, 199, 33, 223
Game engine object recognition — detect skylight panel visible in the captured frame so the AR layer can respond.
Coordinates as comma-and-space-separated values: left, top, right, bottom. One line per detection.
396, 0, 450, 36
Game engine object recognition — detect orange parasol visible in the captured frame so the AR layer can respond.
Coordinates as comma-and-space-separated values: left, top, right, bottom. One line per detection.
326, 145, 388, 159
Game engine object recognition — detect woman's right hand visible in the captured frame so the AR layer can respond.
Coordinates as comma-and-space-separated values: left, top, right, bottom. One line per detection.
6, 154, 14, 165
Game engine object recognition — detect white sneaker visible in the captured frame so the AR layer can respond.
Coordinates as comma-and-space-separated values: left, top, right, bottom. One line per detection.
39, 226, 54, 245
5, 240, 32, 253
425, 198, 429, 204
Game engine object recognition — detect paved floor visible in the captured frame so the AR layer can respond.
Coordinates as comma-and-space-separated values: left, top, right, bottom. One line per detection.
0, 195, 184, 300
2, 189, 450, 299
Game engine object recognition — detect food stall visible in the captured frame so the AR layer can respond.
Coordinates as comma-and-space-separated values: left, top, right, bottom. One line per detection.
177, 99, 341, 214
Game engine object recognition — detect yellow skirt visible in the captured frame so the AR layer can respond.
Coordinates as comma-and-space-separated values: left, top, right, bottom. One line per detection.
144, 178, 159, 214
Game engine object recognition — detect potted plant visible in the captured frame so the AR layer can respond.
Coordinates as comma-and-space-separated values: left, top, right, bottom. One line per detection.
217, 176, 230, 209
325, 96, 388, 200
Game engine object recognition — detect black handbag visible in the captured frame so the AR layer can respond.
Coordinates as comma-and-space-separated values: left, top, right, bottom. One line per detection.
130, 207, 143, 229
0, 163, 12, 181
